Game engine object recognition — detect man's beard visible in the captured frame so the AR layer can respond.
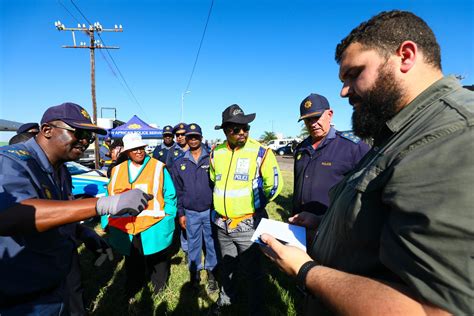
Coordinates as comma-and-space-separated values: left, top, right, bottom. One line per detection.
351, 64, 404, 141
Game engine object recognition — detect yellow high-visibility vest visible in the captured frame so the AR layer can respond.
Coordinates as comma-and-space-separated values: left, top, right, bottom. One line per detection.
210, 138, 283, 219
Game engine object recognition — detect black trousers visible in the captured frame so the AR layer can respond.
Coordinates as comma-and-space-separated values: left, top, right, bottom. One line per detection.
64, 248, 86, 316
124, 241, 171, 298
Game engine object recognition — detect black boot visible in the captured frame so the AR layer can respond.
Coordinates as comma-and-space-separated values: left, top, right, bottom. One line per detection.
190, 270, 200, 289
206, 270, 218, 293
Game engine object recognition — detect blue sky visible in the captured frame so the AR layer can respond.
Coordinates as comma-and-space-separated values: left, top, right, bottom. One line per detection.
1, 0, 473, 142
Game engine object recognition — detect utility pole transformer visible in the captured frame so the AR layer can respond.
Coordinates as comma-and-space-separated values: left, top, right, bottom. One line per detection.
54, 21, 122, 169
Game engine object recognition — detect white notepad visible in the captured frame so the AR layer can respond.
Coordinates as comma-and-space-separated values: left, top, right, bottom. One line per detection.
251, 218, 306, 251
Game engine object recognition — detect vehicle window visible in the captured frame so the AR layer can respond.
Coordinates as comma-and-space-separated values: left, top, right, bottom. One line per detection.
66, 162, 91, 175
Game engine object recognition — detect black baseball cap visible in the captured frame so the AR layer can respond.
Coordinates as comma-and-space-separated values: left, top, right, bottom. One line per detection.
298, 93, 330, 122
41, 102, 107, 135
215, 104, 256, 130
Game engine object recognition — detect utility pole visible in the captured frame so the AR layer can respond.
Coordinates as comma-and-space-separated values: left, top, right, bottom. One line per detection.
54, 20, 122, 169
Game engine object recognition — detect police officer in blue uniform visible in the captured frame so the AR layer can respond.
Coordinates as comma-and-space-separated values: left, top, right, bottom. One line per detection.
0, 102, 151, 315
170, 123, 218, 292
293, 93, 370, 216
166, 123, 189, 256
165, 123, 189, 169
152, 125, 174, 164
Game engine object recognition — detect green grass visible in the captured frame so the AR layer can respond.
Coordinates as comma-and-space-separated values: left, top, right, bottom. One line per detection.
79, 170, 300, 315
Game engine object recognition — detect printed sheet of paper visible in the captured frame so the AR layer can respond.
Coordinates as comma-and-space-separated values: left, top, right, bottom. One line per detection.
251, 218, 306, 251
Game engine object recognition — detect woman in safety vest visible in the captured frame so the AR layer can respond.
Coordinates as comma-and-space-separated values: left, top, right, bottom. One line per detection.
101, 132, 177, 300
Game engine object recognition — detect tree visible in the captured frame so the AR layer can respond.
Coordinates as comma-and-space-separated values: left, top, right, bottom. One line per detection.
261, 131, 277, 143
299, 123, 309, 138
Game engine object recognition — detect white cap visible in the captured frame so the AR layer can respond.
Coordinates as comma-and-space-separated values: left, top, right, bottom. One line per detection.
122, 133, 147, 152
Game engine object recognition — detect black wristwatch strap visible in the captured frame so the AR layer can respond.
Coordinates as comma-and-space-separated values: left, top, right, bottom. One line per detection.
296, 260, 318, 294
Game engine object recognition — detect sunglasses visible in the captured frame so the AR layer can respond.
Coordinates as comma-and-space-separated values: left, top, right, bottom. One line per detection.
49, 123, 95, 144
227, 125, 250, 134
175, 133, 186, 137
131, 147, 145, 153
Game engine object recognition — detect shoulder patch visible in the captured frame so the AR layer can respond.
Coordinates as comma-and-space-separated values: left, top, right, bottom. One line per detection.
173, 151, 185, 162
0, 148, 33, 161
339, 131, 361, 144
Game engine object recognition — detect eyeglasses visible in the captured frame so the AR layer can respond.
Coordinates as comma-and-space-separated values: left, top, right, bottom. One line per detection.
227, 125, 250, 134
175, 133, 186, 137
48, 123, 95, 144
186, 134, 201, 140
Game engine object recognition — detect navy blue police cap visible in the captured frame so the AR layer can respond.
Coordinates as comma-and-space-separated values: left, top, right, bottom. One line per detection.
185, 123, 202, 137
172, 123, 188, 134
162, 125, 173, 136
41, 102, 107, 135
17, 122, 39, 134
298, 93, 330, 122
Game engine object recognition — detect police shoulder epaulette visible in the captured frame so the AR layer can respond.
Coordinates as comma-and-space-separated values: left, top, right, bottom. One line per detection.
339, 131, 361, 144
0, 146, 33, 161
173, 151, 185, 161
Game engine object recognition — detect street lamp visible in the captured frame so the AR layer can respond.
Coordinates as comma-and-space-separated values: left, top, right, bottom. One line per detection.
181, 90, 191, 122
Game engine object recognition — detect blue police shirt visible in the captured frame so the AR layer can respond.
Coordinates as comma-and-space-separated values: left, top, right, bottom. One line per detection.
165, 143, 187, 172
0, 138, 75, 305
152, 142, 174, 164
170, 146, 213, 216
293, 127, 370, 216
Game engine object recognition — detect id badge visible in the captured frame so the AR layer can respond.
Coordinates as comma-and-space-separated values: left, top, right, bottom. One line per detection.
234, 158, 250, 181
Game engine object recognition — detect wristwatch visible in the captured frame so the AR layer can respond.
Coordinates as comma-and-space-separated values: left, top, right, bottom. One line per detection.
296, 260, 318, 294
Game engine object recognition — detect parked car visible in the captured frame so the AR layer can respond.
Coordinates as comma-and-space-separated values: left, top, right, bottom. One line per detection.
274, 143, 294, 156
267, 138, 301, 150
77, 148, 96, 169
66, 161, 108, 198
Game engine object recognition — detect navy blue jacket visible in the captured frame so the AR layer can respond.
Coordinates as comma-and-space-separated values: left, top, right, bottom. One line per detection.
293, 128, 370, 216
152, 142, 174, 164
0, 138, 75, 305
170, 146, 213, 216
165, 143, 187, 172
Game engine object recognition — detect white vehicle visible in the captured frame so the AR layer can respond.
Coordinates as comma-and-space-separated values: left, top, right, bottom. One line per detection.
267, 138, 300, 151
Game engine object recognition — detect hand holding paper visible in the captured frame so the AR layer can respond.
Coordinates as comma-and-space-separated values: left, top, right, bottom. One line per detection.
251, 218, 306, 251
260, 233, 313, 277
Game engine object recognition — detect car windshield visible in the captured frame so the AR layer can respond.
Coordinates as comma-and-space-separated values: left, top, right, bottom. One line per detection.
66, 161, 92, 175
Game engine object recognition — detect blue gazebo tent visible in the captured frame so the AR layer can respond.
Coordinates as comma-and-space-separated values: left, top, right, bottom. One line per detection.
110, 115, 162, 139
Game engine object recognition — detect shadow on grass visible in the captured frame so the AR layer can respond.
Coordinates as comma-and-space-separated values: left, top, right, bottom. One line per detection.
273, 193, 293, 222
167, 281, 213, 315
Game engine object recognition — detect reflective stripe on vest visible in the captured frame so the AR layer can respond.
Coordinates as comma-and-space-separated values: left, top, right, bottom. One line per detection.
107, 157, 165, 235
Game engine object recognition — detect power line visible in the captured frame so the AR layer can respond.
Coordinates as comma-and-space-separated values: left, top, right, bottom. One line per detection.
66, 0, 147, 117
57, 0, 82, 25
184, 0, 214, 93
70, 0, 92, 26
96, 33, 147, 116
